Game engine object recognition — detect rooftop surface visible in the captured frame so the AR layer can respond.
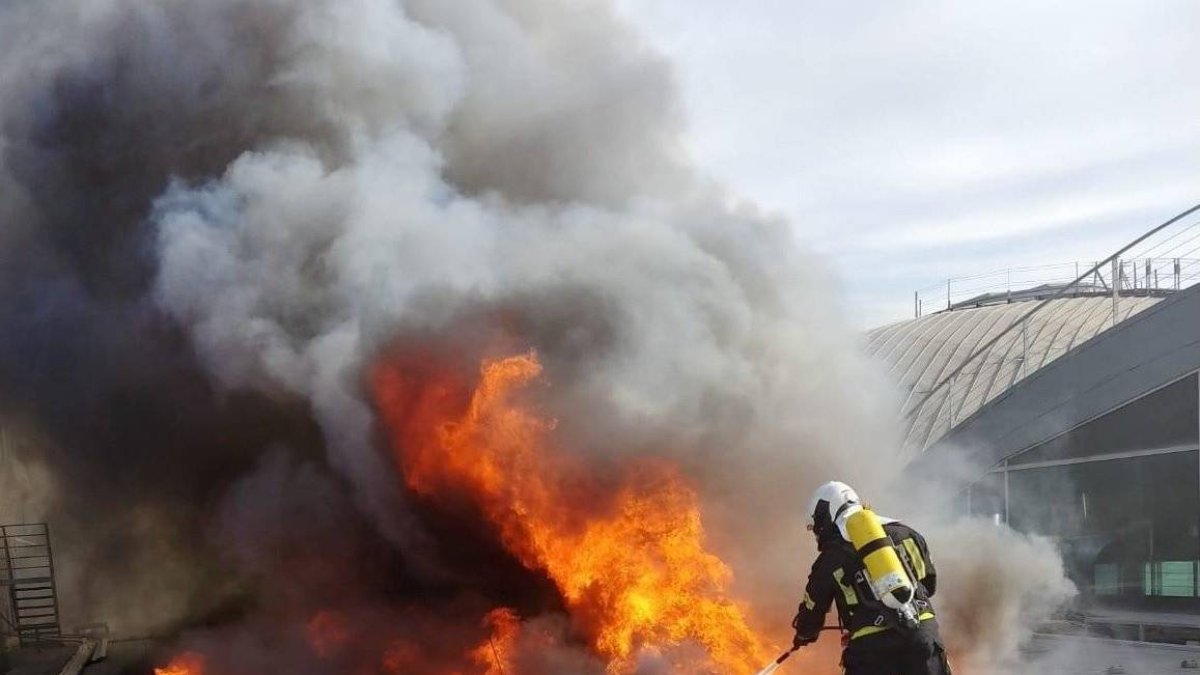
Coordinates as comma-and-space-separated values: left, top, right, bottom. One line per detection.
866, 295, 1164, 459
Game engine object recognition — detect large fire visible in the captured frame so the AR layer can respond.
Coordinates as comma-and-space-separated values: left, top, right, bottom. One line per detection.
372, 352, 771, 673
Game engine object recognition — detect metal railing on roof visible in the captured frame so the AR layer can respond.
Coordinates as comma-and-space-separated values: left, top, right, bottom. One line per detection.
914, 258, 1200, 318
902, 202, 1200, 455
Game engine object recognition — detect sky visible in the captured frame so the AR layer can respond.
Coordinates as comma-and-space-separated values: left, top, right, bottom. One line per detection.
615, 0, 1200, 327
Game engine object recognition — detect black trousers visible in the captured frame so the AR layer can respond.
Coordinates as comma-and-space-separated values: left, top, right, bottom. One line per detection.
841, 628, 952, 675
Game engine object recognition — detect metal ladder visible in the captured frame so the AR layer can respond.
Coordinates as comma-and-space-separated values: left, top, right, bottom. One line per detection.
0, 523, 62, 645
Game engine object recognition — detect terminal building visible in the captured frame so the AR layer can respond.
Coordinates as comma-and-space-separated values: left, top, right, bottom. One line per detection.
871, 259, 1200, 619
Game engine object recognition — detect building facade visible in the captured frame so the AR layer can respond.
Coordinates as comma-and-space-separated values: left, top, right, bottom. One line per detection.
872, 284, 1200, 612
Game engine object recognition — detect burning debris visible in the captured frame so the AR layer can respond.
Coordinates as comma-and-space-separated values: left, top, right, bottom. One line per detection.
154, 651, 206, 675
469, 609, 519, 675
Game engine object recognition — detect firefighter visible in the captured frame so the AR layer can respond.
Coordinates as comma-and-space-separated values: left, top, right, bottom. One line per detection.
790, 481, 952, 675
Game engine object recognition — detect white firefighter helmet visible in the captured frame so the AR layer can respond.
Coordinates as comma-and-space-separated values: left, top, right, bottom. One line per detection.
808, 481, 862, 540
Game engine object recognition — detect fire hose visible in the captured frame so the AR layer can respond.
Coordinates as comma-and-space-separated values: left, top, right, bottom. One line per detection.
753, 626, 841, 675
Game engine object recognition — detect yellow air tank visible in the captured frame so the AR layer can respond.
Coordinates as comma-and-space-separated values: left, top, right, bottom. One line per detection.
843, 507, 915, 612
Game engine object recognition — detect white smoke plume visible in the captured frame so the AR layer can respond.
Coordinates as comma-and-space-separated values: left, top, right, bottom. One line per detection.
0, 0, 1072, 671
924, 519, 1076, 673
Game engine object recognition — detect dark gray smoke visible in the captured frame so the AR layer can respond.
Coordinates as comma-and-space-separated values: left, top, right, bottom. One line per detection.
0, 0, 1069, 671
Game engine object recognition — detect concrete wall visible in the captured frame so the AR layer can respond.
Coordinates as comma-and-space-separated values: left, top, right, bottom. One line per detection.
910, 283, 1200, 479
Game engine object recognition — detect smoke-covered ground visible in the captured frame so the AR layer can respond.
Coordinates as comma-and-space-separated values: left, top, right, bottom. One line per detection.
1011, 635, 1200, 675
0, 0, 1072, 672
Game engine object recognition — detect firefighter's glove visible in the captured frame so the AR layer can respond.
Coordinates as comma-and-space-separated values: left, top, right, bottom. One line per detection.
792, 633, 817, 650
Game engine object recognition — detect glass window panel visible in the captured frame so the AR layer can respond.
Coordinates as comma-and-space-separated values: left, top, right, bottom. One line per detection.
1005, 450, 1200, 607
969, 471, 1005, 523
1095, 563, 1119, 595
1009, 464, 1075, 537
1141, 452, 1200, 561
1159, 562, 1195, 597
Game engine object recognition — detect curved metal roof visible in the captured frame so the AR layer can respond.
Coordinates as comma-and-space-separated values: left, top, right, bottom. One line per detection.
866, 296, 1165, 460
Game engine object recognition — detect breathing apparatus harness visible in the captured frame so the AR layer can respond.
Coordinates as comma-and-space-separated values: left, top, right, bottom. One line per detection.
839, 502, 923, 636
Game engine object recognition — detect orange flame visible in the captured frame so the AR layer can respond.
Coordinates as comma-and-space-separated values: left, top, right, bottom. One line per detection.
372, 352, 770, 673
154, 651, 206, 675
468, 608, 520, 675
